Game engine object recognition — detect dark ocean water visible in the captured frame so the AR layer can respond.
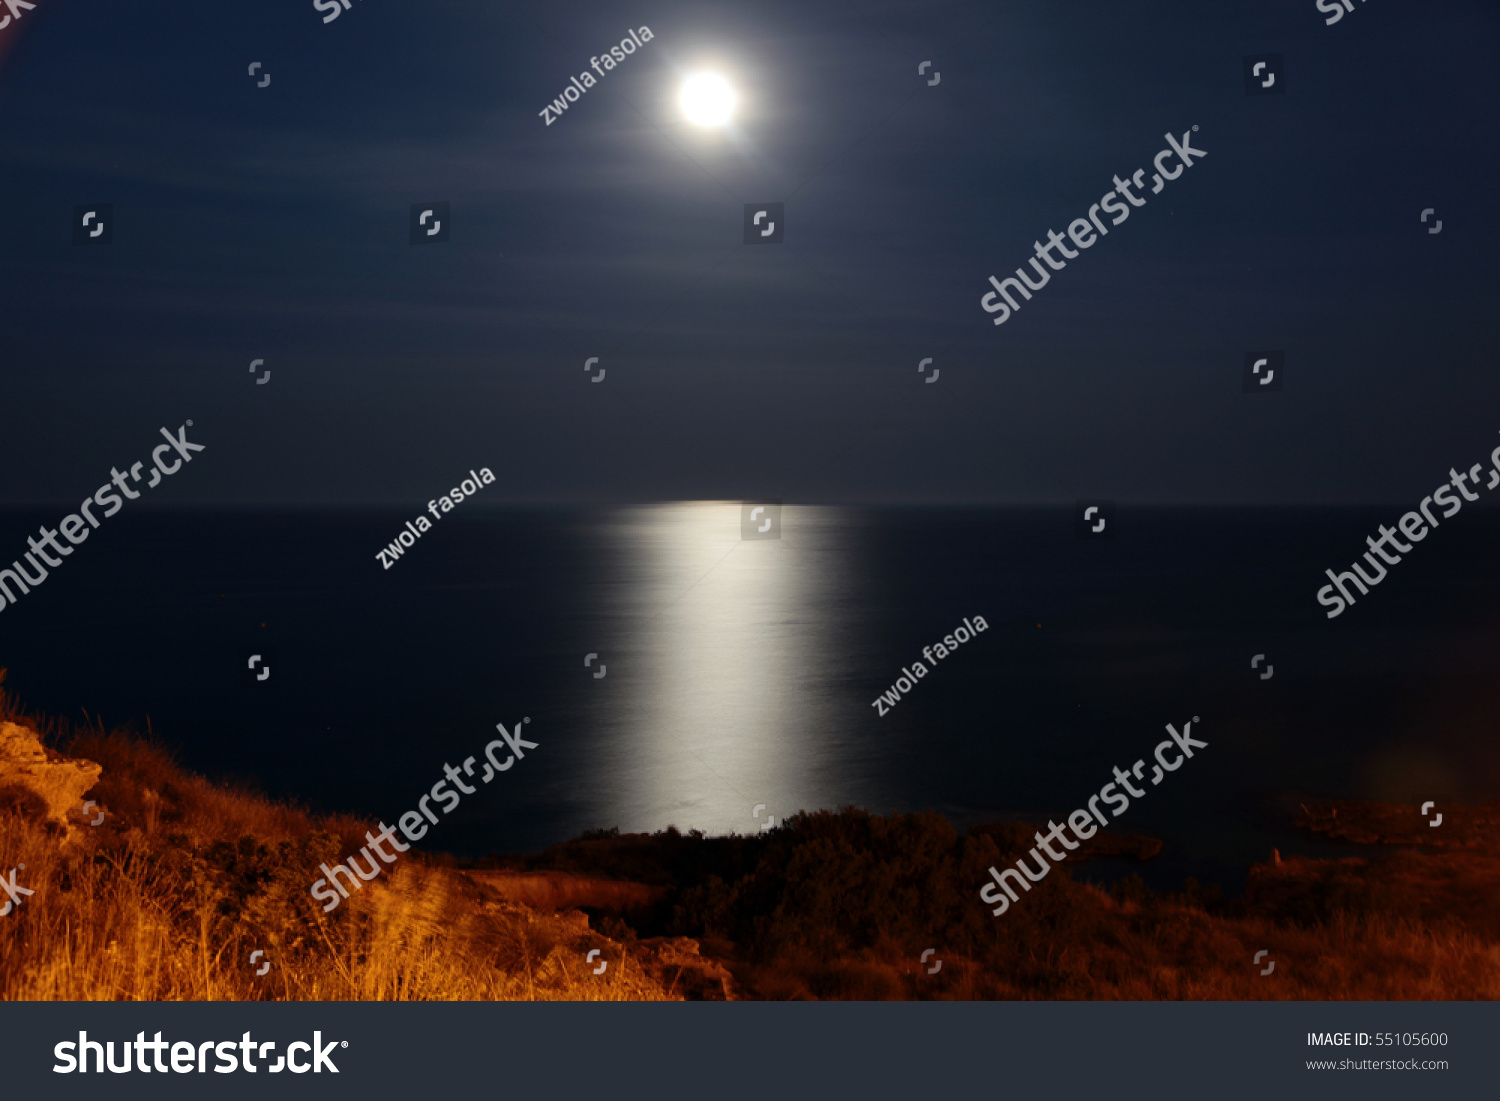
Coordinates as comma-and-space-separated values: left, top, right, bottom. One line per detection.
2, 503, 1498, 895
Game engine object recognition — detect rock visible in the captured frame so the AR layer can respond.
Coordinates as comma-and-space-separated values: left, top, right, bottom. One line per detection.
632, 937, 736, 1001
0, 721, 101, 839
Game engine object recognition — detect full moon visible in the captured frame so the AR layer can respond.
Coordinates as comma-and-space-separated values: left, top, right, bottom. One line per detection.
679, 73, 736, 127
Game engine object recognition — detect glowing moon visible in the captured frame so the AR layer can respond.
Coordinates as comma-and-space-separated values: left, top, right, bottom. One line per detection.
680, 73, 736, 127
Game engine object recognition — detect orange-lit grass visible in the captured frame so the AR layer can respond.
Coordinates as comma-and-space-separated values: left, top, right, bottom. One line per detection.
0, 679, 673, 1002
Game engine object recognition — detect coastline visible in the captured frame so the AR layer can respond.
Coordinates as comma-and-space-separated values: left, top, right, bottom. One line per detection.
3, 672, 1495, 1001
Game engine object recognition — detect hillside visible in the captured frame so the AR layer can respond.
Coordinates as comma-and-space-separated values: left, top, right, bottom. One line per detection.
2, 670, 1496, 1001
0, 671, 692, 1001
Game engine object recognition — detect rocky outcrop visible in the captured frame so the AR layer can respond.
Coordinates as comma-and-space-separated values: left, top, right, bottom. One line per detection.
0, 721, 101, 838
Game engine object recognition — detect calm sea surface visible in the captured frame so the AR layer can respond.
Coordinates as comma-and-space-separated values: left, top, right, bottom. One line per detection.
3, 504, 1498, 894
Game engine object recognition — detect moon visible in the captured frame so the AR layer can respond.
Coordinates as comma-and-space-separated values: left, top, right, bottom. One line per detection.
679, 73, 736, 127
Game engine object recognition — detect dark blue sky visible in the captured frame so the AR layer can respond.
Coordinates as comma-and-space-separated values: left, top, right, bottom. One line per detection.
2, 0, 1498, 505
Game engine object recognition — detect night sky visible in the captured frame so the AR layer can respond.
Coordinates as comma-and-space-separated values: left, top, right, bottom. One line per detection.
2, 0, 1498, 506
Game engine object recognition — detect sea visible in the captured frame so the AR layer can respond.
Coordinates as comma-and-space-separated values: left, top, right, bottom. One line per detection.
3, 503, 1498, 896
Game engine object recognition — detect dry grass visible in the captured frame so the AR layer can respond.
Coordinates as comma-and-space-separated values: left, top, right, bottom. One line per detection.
0, 676, 675, 1002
